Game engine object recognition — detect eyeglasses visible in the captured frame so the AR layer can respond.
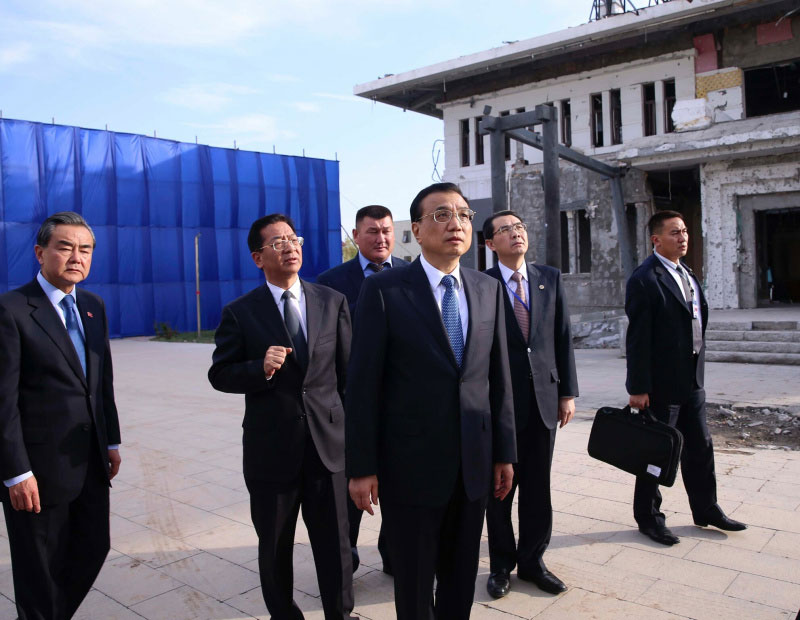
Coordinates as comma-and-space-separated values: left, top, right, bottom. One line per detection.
493, 222, 527, 236
417, 208, 476, 224
260, 237, 304, 252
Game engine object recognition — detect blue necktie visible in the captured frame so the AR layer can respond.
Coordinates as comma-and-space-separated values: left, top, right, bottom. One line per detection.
60, 295, 86, 376
441, 275, 464, 367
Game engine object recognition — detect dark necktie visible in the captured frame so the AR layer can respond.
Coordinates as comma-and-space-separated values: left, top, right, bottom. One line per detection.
366, 262, 390, 273
676, 265, 704, 355
282, 290, 308, 369
510, 271, 530, 341
441, 275, 464, 367
60, 295, 86, 376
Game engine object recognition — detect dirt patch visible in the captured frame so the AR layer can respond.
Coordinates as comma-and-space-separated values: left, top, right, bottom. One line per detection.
708, 403, 800, 451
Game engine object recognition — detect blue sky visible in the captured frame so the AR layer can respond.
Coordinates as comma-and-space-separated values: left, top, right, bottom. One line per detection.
1, 0, 590, 233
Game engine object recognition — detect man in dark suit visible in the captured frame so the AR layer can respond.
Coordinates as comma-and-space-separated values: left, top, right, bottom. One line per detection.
0, 211, 122, 619
347, 182, 517, 619
208, 214, 355, 619
626, 210, 746, 546
317, 204, 410, 574
482, 210, 578, 598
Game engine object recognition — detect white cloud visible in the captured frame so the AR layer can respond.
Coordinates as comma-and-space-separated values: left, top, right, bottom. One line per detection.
162, 83, 261, 112
291, 102, 321, 113
0, 42, 32, 69
313, 92, 363, 103
187, 113, 295, 146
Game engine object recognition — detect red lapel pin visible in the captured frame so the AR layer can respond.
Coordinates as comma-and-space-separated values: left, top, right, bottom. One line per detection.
87, 312, 94, 318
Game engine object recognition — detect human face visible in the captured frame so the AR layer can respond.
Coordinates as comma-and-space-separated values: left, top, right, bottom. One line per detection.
35, 225, 94, 293
411, 191, 472, 270
485, 214, 528, 265
251, 221, 303, 285
652, 217, 688, 263
353, 215, 394, 263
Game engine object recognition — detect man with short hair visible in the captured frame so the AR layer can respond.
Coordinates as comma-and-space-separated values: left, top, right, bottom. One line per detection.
209, 214, 355, 619
317, 204, 409, 574
0, 211, 122, 619
626, 210, 746, 546
483, 210, 578, 598
347, 183, 516, 619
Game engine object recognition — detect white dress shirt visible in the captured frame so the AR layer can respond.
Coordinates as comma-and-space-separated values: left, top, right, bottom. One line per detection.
497, 261, 530, 309
419, 254, 469, 341
654, 251, 703, 329
266, 277, 307, 338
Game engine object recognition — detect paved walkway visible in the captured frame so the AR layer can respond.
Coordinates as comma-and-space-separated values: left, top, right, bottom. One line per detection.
0, 339, 798, 619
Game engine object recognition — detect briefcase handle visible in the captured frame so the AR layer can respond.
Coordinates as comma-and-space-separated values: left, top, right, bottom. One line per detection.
624, 405, 658, 425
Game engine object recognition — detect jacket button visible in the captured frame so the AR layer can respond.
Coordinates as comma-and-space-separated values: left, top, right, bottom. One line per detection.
527, 347, 532, 353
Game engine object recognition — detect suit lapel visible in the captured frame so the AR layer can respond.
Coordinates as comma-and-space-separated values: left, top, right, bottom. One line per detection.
302, 281, 322, 358
26, 282, 88, 388
654, 258, 691, 314
76, 291, 102, 394
346, 257, 365, 300
461, 270, 478, 359
526, 263, 542, 344
402, 261, 458, 368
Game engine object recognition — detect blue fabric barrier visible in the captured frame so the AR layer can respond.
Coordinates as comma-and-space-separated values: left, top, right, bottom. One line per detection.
0, 119, 341, 337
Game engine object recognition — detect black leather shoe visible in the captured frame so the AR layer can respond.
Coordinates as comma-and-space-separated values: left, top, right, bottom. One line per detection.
694, 506, 747, 531
639, 524, 680, 546
517, 568, 567, 595
486, 569, 511, 599
351, 547, 360, 573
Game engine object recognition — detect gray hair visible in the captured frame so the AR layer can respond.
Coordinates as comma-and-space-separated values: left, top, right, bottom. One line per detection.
36, 212, 96, 248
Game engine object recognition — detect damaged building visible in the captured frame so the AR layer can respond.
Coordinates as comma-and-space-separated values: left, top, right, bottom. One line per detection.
354, 0, 800, 318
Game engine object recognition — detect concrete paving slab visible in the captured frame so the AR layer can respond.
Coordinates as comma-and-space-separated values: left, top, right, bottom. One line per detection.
0, 338, 798, 619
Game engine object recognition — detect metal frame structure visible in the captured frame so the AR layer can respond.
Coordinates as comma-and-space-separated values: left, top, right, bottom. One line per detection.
479, 105, 636, 277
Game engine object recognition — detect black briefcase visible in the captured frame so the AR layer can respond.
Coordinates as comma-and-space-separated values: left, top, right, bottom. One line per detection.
587, 405, 683, 487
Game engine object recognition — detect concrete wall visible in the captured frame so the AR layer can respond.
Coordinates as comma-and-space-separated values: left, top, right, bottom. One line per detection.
701, 152, 800, 308
440, 50, 696, 200
508, 162, 650, 313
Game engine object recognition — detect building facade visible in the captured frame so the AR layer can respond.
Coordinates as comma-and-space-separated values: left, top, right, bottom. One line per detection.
355, 0, 800, 311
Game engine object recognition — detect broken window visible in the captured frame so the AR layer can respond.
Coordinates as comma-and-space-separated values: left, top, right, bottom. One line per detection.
474, 116, 485, 165
560, 209, 592, 274
745, 60, 800, 118
610, 89, 622, 145
591, 94, 604, 147
663, 79, 676, 133
460, 119, 470, 167
402, 230, 411, 243
561, 99, 572, 147
643, 83, 657, 136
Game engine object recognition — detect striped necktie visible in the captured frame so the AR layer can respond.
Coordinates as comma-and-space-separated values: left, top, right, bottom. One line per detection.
510, 271, 530, 341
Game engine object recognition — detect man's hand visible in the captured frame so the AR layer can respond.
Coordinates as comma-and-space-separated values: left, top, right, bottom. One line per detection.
349, 475, 379, 515
629, 393, 650, 409
9, 476, 40, 513
108, 449, 121, 480
493, 463, 514, 501
263, 346, 293, 378
558, 397, 575, 428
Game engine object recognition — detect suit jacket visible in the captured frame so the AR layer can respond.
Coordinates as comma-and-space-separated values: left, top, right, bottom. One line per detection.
345, 258, 516, 507
317, 255, 411, 320
625, 253, 709, 404
208, 281, 351, 485
0, 280, 121, 505
485, 263, 578, 431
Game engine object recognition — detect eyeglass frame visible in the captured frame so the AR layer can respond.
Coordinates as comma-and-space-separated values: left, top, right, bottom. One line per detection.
259, 236, 305, 252
493, 222, 528, 236
415, 207, 476, 224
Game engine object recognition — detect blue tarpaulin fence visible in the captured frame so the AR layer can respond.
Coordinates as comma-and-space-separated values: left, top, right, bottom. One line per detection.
0, 118, 341, 337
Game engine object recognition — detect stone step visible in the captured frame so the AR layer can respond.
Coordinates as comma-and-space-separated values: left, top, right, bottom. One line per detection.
706, 330, 800, 343
706, 340, 800, 354
708, 320, 800, 331
706, 350, 800, 366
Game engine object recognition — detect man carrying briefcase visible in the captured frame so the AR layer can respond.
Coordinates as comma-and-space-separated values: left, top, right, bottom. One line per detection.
625, 210, 745, 546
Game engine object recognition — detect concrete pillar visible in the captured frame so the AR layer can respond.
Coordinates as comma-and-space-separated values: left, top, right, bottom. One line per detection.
566, 210, 578, 274
655, 79, 665, 135
602, 90, 612, 148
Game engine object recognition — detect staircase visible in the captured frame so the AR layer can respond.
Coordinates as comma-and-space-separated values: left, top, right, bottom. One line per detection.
705, 320, 800, 365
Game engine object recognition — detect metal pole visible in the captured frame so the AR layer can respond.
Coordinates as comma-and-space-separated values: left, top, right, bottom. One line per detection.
195, 233, 202, 339
610, 175, 636, 278
540, 104, 561, 269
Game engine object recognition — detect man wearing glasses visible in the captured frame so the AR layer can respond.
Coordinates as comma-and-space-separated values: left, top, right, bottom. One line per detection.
209, 214, 356, 619
346, 183, 516, 618
483, 210, 578, 598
